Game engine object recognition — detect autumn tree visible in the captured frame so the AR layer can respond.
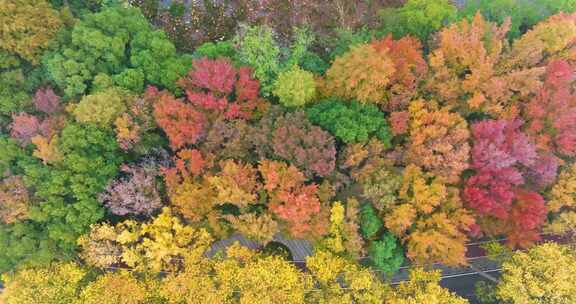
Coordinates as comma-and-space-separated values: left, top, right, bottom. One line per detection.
153, 90, 207, 150
271, 111, 336, 178
427, 13, 546, 117
114, 86, 159, 151
226, 213, 278, 245
339, 139, 402, 211
523, 60, 576, 158
99, 163, 163, 217
161, 243, 309, 304
323, 34, 427, 110
0, 263, 86, 304
385, 165, 475, 266
0, 0, 62, 64
177, 58, 266, 120
10, 113, 41, 146
497, 243, 576, 304
320, 200, 365, 258
162, 149, 218, 224
200, 117, 254, 162
371, 35, 428, 110
259, 160, 328, 239
0, 175, 29, 224
77, 223, 123, 269
464, 119, 549, 247
407, 100, 470, 184
503, 12, 576, 70
307, 98, 392, 145
323, 43, 395, 105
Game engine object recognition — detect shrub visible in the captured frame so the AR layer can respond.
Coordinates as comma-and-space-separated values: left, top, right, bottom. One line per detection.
273, 66, 316, 107
307, 99, 392, 145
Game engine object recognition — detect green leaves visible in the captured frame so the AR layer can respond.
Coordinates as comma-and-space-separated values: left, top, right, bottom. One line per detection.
360, 203, 383, 239
368, 232, 404, 274
43, 6, 191, 98
307, 99, 392, 145
378, 0, 457, 44
460, 0, 576, 40
0, 123, 123, 273
273, 66, 316, 107
235, 25, 315, 97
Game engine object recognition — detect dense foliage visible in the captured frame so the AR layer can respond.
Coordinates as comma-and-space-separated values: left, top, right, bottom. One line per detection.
3, 1, 576, 302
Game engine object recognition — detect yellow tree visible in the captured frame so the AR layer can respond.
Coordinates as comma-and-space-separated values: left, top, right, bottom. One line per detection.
0, 0, 62, 64
323, 43, 395, 105
407, 100, 470, 184
0, 263, 86, 304
161, 242, 309, 304
306, 249, 390, 303
497, 243, 576, 304
546, 163, 576, 235
386, 268, 468, 304
78, 208, 213, 273
385, 165, 474, 266
77, 271, 157, 304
